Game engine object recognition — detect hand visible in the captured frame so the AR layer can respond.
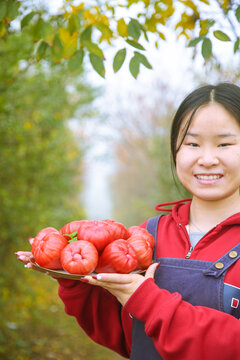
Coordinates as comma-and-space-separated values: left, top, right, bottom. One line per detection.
81, 262, 160, 306
15, 237, 34, 269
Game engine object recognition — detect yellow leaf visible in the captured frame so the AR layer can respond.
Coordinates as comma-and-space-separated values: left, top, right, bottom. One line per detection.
178, 0, 199, 15
0, 21, 5, 38
83, 9, 98, 25
54, 112, 61, 119
66, 34, 78, 58
117, 18, 128, 37
221, 0, 231, 10
24, 122, 32, 130
157, 31, 166, 40
71, 3, 85, 15
175, 12, 197, 32
99, 14, 109, 26
145, 16, 157, 32
59, 27, 71, 44
199, 19, 214, 35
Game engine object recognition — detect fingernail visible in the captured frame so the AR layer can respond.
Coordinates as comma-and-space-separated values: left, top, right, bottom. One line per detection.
80, 278, 89, 283
92, 274, 101, 280
24, 264, 31, 268
19, 256, 25, 261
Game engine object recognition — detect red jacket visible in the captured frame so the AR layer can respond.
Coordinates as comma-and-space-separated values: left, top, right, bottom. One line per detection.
57, 199, 240, 360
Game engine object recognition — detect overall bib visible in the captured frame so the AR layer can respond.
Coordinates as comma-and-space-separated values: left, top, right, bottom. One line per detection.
130, 215, 240, 360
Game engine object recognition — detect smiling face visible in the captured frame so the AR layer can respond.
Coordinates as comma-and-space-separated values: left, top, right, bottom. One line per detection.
176, 102, 240, 204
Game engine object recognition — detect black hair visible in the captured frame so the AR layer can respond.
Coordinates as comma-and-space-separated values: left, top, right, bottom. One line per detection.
170, 82, 240, 166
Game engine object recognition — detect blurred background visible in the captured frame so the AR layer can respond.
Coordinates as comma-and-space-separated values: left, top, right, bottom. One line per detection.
1, 0, 240, 359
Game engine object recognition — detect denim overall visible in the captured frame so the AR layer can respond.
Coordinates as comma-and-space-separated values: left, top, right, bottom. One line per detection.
130, 215, 240, 360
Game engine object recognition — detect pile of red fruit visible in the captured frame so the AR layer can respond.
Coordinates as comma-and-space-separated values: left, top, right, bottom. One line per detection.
31, 219, 155, 275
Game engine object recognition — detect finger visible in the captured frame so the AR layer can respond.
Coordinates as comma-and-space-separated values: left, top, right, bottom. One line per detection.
91, 273, 136, 284
15, 252, 32, 263
15, 251, 32, 257
144, 262, 160, 279
82, 273, 137, 286
28, 237, 34, 245
80, 275, 120, 290
24, 263, 33, 269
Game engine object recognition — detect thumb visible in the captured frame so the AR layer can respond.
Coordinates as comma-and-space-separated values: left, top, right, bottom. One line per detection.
28, 237, 34, 245
144, 262, 160, 279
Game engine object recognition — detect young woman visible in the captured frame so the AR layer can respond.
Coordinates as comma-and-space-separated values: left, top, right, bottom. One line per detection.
16, 83, 240, 360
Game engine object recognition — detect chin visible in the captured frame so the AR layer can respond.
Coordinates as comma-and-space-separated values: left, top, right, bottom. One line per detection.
193, 192, 232, 202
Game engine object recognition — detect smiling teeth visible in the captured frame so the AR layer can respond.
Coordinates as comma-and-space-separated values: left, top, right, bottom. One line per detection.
196, 175, 221, 180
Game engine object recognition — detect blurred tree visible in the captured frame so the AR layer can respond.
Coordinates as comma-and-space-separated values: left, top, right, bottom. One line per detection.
108, 81, 190, 226
0, 22, 115, 360
0, 0, 239, 78
0, 29, 96, 260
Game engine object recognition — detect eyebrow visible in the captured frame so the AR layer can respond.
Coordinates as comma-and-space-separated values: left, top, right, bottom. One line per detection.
186, 132, 238, 138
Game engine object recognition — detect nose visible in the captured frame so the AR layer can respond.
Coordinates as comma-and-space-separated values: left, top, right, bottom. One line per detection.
197, 148, 220, 167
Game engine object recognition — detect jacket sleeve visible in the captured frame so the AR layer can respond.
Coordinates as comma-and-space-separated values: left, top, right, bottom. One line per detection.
124, 278, 240, 360
57, 278, 132, 358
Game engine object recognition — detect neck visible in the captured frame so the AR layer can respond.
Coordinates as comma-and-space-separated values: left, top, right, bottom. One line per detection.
189, 193, 240, 232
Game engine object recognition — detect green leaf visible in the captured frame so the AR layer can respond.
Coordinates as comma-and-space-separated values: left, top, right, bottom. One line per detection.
188, 36, 204, 47
213, 30, 231, 41
68, 14, 81, 34
113, 48, 126, 72
68, 236, 78, 243
6, 0, 19, 20
234, 37, 240, 53
96, 23, 113, 41
35, 40, 49, 61
0, 2, 7, 20
84, 41, 104, 60
236, 5, 240, 22
89, 54, 105, 78
68, 50, 84, 72
21, 11, 35, 29
40, 21, 55, 43
51, 35, 63, 61
80, 26, 92, 42
127, 18, 141, 40
140, 23, 148, 41
129, 55, 140, 79
134, 51, 152, 69
201, 37, 212, 58
64, 231, 78, 239
126, 39, 145, 50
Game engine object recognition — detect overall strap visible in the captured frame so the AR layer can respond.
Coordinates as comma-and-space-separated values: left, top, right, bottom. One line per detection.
146, 215, 164, 262
203, 242, 240, 278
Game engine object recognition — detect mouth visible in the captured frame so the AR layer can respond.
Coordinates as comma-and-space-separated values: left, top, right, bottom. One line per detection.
195, 174, 223, 180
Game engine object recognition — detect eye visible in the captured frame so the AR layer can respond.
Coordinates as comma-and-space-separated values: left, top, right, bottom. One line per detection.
218, 143, 231, 147
187, 143, 199, 147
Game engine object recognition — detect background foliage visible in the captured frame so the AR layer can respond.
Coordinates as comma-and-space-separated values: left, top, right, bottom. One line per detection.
0, 0, 239, 78
0, 23, 123, 360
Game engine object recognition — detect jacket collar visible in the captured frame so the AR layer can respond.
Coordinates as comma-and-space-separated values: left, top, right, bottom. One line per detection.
155, 198, 240, 227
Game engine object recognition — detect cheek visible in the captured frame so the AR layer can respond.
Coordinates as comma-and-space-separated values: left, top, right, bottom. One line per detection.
176, 149, 191, 172
176, 149, 195, 183
176, 154, 187, 182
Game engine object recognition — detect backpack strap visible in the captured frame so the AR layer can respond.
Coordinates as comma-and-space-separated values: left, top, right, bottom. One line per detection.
146, 214, 164, 262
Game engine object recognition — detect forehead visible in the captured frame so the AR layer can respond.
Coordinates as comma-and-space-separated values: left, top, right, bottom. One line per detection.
180, 103, 240, 134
